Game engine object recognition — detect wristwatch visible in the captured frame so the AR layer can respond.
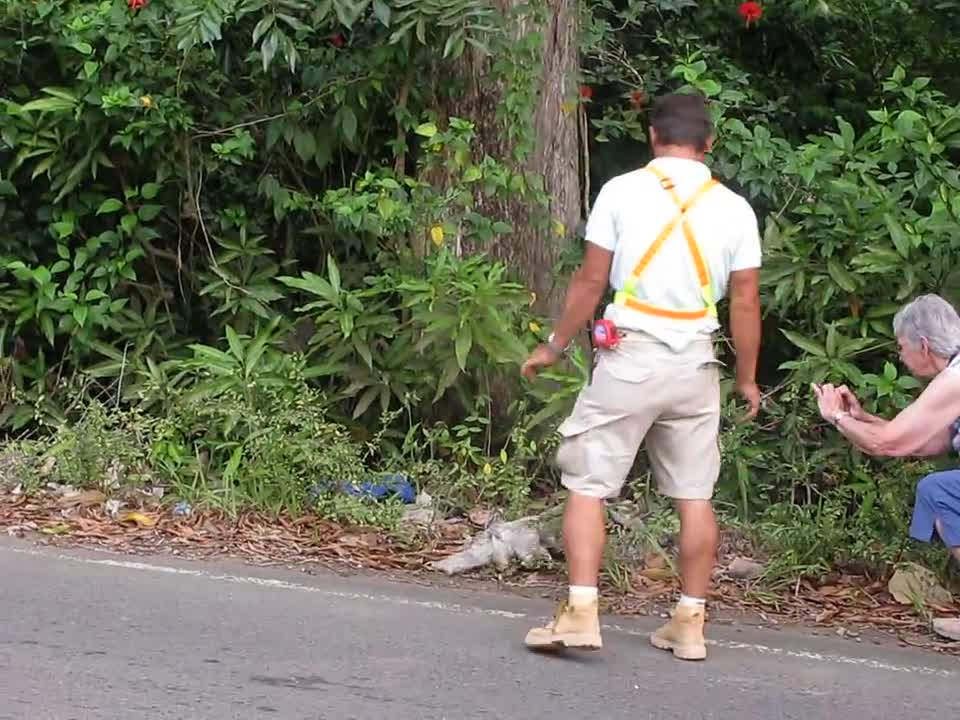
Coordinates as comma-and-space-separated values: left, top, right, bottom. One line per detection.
546, 333, 568, 357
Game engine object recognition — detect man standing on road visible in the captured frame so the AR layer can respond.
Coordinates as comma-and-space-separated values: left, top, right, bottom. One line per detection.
521, 92, 762, 661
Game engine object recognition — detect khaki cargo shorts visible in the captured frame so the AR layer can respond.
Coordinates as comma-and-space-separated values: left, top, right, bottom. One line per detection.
555, 331, 721, 501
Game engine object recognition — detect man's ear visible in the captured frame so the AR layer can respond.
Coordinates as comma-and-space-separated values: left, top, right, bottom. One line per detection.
649, 126, 659, 147
704, 134, 715, 153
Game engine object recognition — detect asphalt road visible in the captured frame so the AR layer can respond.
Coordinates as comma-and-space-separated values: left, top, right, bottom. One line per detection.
1, 538, 955, 720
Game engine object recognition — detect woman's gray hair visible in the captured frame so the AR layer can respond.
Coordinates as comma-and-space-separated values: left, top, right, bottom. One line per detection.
892, 294, 960, 358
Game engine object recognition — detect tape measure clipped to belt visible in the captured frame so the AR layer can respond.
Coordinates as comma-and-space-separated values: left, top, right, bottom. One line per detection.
614, 165, 721, 320
591, 319, 621, 349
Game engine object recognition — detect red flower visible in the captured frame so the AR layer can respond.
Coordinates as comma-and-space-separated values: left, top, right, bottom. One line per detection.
579, 85, 593, 100
629, 89, 645, 109
738, 1, 763, 25
330, 33, 346, 48
128, 0, 148, 10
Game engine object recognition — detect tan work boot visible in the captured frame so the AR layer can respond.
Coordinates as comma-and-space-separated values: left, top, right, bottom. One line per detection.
524, 599, 602, 651
650, 603, 707, 660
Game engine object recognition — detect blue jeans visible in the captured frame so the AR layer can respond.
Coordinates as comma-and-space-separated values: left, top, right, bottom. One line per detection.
910, 470, 960, 547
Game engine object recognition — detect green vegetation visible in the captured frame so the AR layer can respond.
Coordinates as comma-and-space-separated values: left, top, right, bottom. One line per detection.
3, 0, 960, 588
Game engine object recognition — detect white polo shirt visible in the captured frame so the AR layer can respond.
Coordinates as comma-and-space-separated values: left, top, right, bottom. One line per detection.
585, 156, 762, 351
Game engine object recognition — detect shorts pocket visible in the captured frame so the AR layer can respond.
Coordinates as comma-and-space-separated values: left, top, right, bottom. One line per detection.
596, 350, 655, 384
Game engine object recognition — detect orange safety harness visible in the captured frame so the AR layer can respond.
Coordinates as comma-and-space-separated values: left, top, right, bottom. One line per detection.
612, 164, 720, 320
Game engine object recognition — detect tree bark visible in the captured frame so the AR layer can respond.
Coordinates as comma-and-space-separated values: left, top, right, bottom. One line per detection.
433, 0, 582, 315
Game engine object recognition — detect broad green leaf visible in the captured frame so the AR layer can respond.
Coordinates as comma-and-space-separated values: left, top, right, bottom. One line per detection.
781, 329, 826, 357
293, 129, 317, 163
189, 344, 235, 369
138, 204, 164, 221
261, 28, 281, 71
225, 326, 244, 361
415, 123, 438, 138
699, 79, 722, 97
454, 325, 472, 370
72, 305, 88, 328
894, 110, 924, 140
372, 0, 391, 25
826, 257, 857, 293
19, 97, 76, 114
340, 106, 358, 143
252, 14, 275, 43
433, 357, 460, 402
97, 198, 123, 215
825, 324, 838, 358
327, 254, 341, 294
885, 214, 910, 258
883, 361, 897, 382
352, 386, 380, 419
244, 316, 280, 373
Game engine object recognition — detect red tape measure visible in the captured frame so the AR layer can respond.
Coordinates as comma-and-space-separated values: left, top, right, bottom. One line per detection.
591, 319, 620, 349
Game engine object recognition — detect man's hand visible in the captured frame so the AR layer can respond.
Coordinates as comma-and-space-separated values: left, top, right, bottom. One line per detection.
521, 242, 613, 383
735, 379, 761, 420
836, 385, 864, 419
812, 383, 845, 422
521, 344, 561, 380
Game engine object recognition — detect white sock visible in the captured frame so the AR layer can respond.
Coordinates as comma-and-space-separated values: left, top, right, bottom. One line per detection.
568, 585, 598, 605
678, 594, 706, 608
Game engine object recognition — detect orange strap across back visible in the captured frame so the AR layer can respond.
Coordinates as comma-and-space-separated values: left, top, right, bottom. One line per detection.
613, 165, 719, 320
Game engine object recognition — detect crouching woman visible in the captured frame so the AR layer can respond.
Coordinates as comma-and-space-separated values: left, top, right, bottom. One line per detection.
812, 294, 960, 637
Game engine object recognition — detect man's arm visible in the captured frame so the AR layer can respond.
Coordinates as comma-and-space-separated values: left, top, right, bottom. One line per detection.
829, 373, 960, 456
548, 242, 613, 349
833, 413, 951, 457
521, 178, 617, 381
728, 268, 762, 417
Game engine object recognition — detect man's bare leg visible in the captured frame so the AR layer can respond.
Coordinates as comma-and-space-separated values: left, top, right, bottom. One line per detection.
650, 498, 718, 661
524, 491, 605, 650
565, 492, 606, 587
676, 499, 720, 597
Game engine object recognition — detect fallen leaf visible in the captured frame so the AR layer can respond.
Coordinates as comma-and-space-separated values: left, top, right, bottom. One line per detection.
57, 490, 106, 508
888, 562, 953, 606
40, 523, 71, 536
121, 511, 157, 528
339, 533, 378, 548
639, 567, 675, 581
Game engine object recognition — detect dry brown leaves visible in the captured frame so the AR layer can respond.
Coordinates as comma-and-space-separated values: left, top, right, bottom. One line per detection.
0, 492, 465, 572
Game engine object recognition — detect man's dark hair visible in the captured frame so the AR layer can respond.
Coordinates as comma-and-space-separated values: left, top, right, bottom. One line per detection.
649, 93, 712, 151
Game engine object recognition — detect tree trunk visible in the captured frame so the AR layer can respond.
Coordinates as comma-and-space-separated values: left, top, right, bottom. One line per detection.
433, 0, 582, 315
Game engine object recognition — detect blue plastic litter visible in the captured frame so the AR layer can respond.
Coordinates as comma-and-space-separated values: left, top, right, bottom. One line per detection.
340, 473, 416, 504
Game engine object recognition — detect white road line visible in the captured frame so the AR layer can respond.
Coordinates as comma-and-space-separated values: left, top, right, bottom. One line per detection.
2, 543, 955, 678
